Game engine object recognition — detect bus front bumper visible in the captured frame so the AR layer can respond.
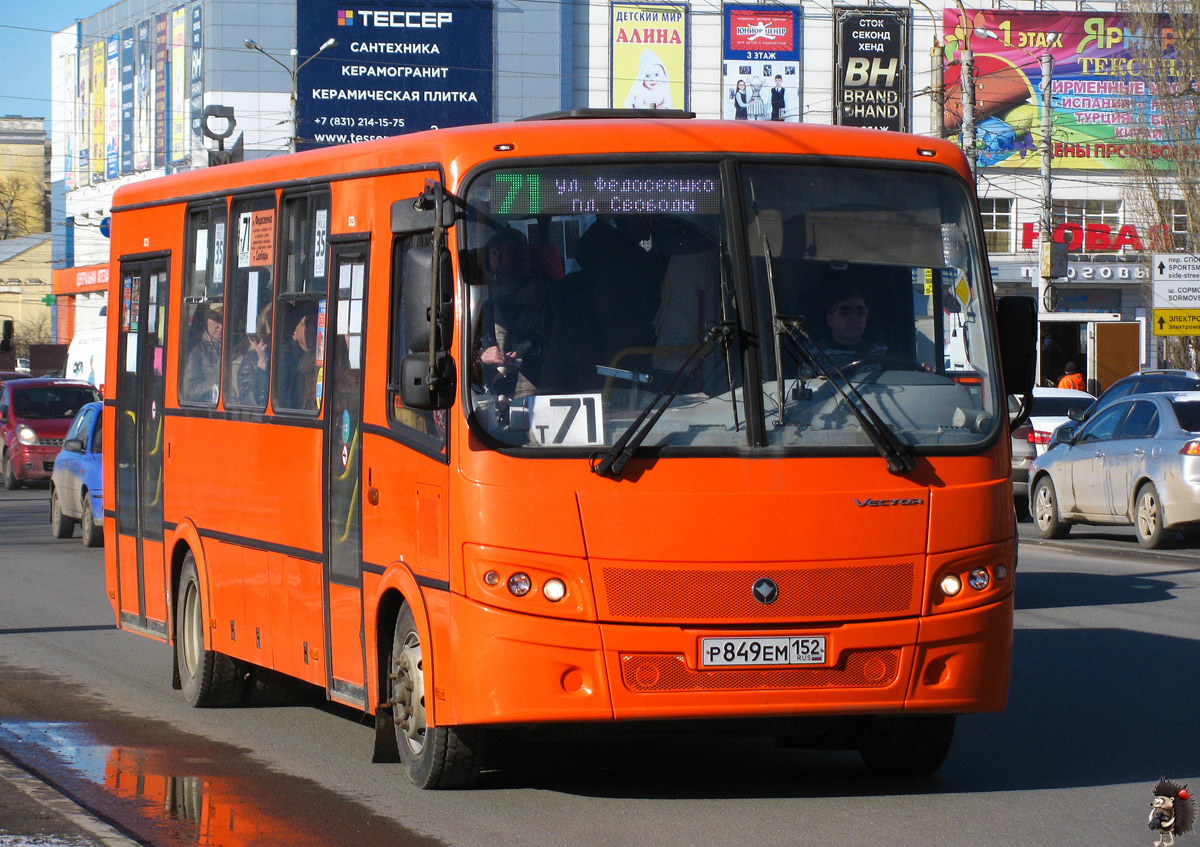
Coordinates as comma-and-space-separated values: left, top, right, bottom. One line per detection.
441, 593, 1013, 727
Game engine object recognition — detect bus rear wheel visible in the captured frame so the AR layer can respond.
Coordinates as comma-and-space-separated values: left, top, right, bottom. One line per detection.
858, 715, 955, 777
387, 603, 485, 788
176, 551, 242, 707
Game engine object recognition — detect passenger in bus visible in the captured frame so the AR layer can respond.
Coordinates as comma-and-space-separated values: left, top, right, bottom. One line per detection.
479, 227, 551, 398
813, 283, 888, 369
181, 302, 223, 404
285, 301, 320, 411
237, 304, 273, 408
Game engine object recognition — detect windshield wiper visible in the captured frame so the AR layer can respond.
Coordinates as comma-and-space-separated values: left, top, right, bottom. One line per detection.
759, 236, 914, 476
591, 321, 735, 479
783, 323, 916, 475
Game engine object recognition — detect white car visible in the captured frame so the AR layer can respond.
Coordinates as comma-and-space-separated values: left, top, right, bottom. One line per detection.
1009, 387, 1095, 498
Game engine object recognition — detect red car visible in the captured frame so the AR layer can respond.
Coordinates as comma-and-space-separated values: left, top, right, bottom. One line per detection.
1, 378, 101, 489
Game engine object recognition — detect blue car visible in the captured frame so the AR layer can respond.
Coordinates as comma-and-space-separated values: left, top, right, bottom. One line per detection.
49, 400, 103, 547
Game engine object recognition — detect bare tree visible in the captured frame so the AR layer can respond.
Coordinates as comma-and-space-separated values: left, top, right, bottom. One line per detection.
1122, 1, 1200, 369
13, 312, 52, 360
0, 173, 40, 240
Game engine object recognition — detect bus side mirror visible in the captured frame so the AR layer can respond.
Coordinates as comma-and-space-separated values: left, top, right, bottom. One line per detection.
996, 296, 1036, 397
0, 319, 12, 353
403, 247, 452, 354
399, 352, 456, 410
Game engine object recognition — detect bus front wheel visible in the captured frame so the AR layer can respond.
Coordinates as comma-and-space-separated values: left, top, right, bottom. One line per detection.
387, 603, 485, 788
858, 715, 955, 776
176, 551, 242, 707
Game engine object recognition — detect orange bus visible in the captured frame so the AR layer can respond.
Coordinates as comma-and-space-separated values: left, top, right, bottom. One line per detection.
104, 110, 1035, 788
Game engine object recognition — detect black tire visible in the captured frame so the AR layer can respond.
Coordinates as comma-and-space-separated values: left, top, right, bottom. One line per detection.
1134, 482, 1168, 549
387, 603, 485, 788
50, 487, 75, 538
1031, 476, 1070, 539
858, 715, 955, 777
3, 453, 21, 490
81, 492, 103, 548
176, 551, 242, 707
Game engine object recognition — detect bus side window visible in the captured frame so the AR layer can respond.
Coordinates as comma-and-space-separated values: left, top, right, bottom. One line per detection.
225, 194, 277, 411
270, 190, 331, 416
179, 203, 227, 406
273, 298, 325, 414
387, 233, 446, 452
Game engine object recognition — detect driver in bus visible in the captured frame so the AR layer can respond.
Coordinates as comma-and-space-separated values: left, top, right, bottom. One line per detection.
478, 227, 551, 400
814, 283, 887, 370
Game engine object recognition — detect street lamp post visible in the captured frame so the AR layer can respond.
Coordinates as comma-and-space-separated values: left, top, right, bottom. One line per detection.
244, 36, 337, 153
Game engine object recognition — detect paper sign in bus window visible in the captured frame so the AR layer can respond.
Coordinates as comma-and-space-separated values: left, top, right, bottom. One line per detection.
528, 394, 604, 446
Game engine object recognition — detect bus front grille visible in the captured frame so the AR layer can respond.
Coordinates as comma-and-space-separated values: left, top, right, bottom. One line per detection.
599, 561, 919, 623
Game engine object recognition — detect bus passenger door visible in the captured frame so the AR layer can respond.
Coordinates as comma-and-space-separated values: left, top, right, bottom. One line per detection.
113, 256, 171, 637
324, 240, 369, 707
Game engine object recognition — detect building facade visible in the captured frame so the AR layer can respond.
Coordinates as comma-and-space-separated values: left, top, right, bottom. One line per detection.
49, 0, 1183, 393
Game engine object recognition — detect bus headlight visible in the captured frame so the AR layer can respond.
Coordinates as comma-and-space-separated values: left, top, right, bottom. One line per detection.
16, 425, 38, 446
968, 568, 990, 591
939, 574, 962, 597
507, 573, 532, 596
543, 578, 567, 602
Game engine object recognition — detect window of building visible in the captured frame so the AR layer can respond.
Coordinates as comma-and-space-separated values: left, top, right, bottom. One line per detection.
1052, 199, 1122, 251
179, 203, 227, 406
978, 197, 1012, 253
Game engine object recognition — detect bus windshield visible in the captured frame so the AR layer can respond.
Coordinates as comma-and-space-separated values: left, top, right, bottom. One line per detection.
464, 160, 999, 455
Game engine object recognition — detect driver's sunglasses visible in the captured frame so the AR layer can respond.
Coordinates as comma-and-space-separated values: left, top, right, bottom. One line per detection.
830, 305, 869, 318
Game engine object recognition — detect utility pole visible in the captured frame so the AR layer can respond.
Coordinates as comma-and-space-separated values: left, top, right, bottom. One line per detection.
1036, 53, 1060, 388
952, 1, 976, 177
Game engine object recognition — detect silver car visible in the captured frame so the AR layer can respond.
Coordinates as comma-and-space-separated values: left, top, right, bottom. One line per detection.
1028, 391, 1200, 548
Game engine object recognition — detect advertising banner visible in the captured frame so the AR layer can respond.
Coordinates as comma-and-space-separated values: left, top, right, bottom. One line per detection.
120, 26, 134, 175
721, 5, 801, 122
189, 2, 203, 150
155, 12, 168, 169
834, 7, 909, 132
610, 2, 688, 111
945, 8, 1196, 170
75, 47, 90, 186
295, 0, 495, 150
170, 5, 187, 164
135, 19, 152, 172
63, 51, 77, 190
106, 34, 119, 179
90, 40, 104, 181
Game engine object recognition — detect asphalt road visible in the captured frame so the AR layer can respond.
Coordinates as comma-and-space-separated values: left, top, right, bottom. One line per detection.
1, 483, 1197, 847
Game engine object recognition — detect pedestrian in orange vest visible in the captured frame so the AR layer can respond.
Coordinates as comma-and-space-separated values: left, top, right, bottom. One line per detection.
1057, 362, 1085, 391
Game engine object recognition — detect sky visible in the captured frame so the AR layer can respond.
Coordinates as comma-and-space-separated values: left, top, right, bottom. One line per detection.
0, 1, 113, 122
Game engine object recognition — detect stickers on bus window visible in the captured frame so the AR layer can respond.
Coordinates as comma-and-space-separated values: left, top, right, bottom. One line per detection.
527, 394, 604, 446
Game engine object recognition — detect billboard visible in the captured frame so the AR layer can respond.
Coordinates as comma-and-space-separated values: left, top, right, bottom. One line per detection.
834, 7, 909, 132
610, 2, 688, 111
721, 5, 801, 122
295, 0, 495, 149
61, 4, 193, 186
945, 8, 1198, 170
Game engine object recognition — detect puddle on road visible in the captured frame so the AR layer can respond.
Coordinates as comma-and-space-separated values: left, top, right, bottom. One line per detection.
0, 669, 442, 847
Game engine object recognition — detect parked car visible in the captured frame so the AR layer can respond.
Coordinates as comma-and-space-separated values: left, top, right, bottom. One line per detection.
0, 378, 101, 489
0, 371, 34, 385
1009, 387, 1095, 500
49, 400, 104, 546
1029, 391, 1200, 548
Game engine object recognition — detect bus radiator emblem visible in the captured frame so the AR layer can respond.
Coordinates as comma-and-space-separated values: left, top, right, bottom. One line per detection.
752, 578, 778, 605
